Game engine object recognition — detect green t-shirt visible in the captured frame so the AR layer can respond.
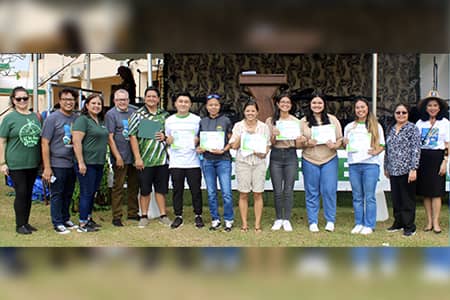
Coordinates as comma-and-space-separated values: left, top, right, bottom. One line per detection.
0, 111, 41, 170
72, 114, 109, 165
128, 106, 169, 167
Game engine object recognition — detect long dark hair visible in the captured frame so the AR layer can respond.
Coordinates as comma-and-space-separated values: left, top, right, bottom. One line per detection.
81, 94, 105, 121
305, 93, 330, 127
271, 92, 294, 125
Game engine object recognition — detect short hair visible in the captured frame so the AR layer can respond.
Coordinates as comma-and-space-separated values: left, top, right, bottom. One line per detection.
173, 92, 192, 104
58, 88, 79, 99
144, 86, 160, 98
114, 89, 129, 99
9, 86, 29, 108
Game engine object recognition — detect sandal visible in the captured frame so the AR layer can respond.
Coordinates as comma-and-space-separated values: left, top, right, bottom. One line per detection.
423, 226, 433, 232
254, 228, 262, 233
240, 227, 249, 232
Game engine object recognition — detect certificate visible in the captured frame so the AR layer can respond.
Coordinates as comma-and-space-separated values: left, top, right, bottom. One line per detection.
275, 120, 301, 140
346, 131, 371, 153
200, 131, 225, 150
171, 130, 195, 150
311, 124, 336, 144
137, 119, 161, 139
241, 132, 267, 155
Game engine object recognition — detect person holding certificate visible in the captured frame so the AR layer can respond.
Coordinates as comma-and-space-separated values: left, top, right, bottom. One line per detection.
299, 94, 342, 233
384, 104, 421, 237
265, 93, 305, 232
165, 92, 204, 229
129, 87, 172, 228
197, 94, 234, 232
229, 100, 270, 233
343, 98, 385, 235
415, 90, 449, 234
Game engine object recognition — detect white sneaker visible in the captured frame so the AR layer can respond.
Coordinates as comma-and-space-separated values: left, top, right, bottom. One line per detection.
138, 217, 149, 228
55, 225, 70, 235
360, 226, 373, 235
283, 220, 293, 232
271, 219, 284, 231
325, 222, 335, 232
309, 223, 319, 232
351, 224, 364, 234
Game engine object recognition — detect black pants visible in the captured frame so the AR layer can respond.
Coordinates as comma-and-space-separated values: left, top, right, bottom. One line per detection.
170, 168, 202, 216
390, 174, 416, 232
9, 168, 38, 227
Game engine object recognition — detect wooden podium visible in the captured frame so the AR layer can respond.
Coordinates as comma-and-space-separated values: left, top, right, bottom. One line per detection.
239, 74, 288, 122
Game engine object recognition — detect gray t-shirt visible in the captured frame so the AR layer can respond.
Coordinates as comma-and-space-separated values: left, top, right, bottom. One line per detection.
105, 106, 136, 164
41, 110, 78, 168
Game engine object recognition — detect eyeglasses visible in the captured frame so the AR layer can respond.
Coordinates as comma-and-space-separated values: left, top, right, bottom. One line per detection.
395, 111, 408, 115
60, 98, 75, 102
14, 96, 29, 102
207, 94, 220, 100
115, 98, 129, 102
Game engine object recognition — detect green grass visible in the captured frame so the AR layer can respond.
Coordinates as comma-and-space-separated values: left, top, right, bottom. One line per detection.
0, 184, 448, 247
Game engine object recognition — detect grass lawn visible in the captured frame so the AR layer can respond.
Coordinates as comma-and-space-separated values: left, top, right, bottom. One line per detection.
0, 184, 448, 247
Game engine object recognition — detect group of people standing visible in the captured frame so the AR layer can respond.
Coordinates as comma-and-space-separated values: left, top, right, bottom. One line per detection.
0, 86, 447, 237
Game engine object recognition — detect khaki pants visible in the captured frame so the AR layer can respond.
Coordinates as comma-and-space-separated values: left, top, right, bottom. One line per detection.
111, 164, 139, 220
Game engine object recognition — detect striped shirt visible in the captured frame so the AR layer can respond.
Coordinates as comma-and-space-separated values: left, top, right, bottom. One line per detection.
128, 106, 169, 167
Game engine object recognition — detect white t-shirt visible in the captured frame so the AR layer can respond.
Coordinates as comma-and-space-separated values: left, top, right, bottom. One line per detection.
344, 121, 385, 165
416, 118, 450, 150
165, 113, 201, 168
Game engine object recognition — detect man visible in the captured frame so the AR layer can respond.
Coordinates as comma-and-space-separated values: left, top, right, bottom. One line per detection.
129, 86, 171, 228
41, 88, 79, 234
105, 89, 139, 227
165, 92, 204, 229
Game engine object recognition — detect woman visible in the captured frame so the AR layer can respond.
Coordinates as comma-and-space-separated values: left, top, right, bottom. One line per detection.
197, 94, 234, 232
300, 94, 342, 233
415, 90, 449, 234
343, 98, 385, 235
266, 93, 305, 232
384, 104, 421, 237
229, 100, 270, 233
72, 94, 109, 233
0, 87, 41, 234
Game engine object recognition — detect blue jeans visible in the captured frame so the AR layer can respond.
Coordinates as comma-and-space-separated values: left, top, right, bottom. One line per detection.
201, 159, 234, 222
302, 156, 338, 225
75, 164, 104, 223
50, 167, 76, 227
348, 163, 380, 229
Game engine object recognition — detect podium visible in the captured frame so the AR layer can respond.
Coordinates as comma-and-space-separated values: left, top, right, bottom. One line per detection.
239, 74, 288, 122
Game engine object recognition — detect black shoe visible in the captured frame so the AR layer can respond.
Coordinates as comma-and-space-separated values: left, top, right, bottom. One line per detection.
16, 225, 32, 235
195, 215, 204, 228
170, 216, 183, 229
87, 219, 101, 228
403, 230, 416, 237
127, 215, 140, 221
77, 223, 99, 233
386, 225, 403, 232
112, 219, 124, 227
25, 224, 38, 232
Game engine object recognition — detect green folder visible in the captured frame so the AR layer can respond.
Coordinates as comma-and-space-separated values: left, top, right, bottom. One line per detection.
137, 119, 162, 139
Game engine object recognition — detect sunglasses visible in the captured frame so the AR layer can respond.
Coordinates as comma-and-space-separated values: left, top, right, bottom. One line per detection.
395, 111, 408, 115
14, 96, 29, 102
207, 94, 220, 100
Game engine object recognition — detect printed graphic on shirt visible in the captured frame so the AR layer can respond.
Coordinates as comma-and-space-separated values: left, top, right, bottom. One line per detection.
19, 119, 41, 147
216, 125, 223, 131
63, 124, 73, 147
421, 127, 439, 147
122, 119, 130, 140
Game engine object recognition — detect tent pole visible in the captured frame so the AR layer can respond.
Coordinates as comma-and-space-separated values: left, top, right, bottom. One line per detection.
33, 54, 39, 112
372, 53, 378, 117
147, 53, 152, 87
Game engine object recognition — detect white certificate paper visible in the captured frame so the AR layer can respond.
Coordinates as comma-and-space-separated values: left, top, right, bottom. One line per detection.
241, 133, 267, 156
275, 120, 301, 140
347, 131, 372, 162
200, 131, 225, 150
172, 130, 195, 150
311, 124, 336, 144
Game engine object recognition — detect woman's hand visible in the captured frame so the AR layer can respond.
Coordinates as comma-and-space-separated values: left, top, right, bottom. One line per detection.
408, 170, 417, 182
272, 127, 280, 137
384, 169, 390, 179
326, 140, 337, 149
196, 147, 206, 154
254, 152, 267, 159
342, 137, 349, 147
307, 139, 317, 147
439, 160, 447, 176
1, 164, 8, 176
